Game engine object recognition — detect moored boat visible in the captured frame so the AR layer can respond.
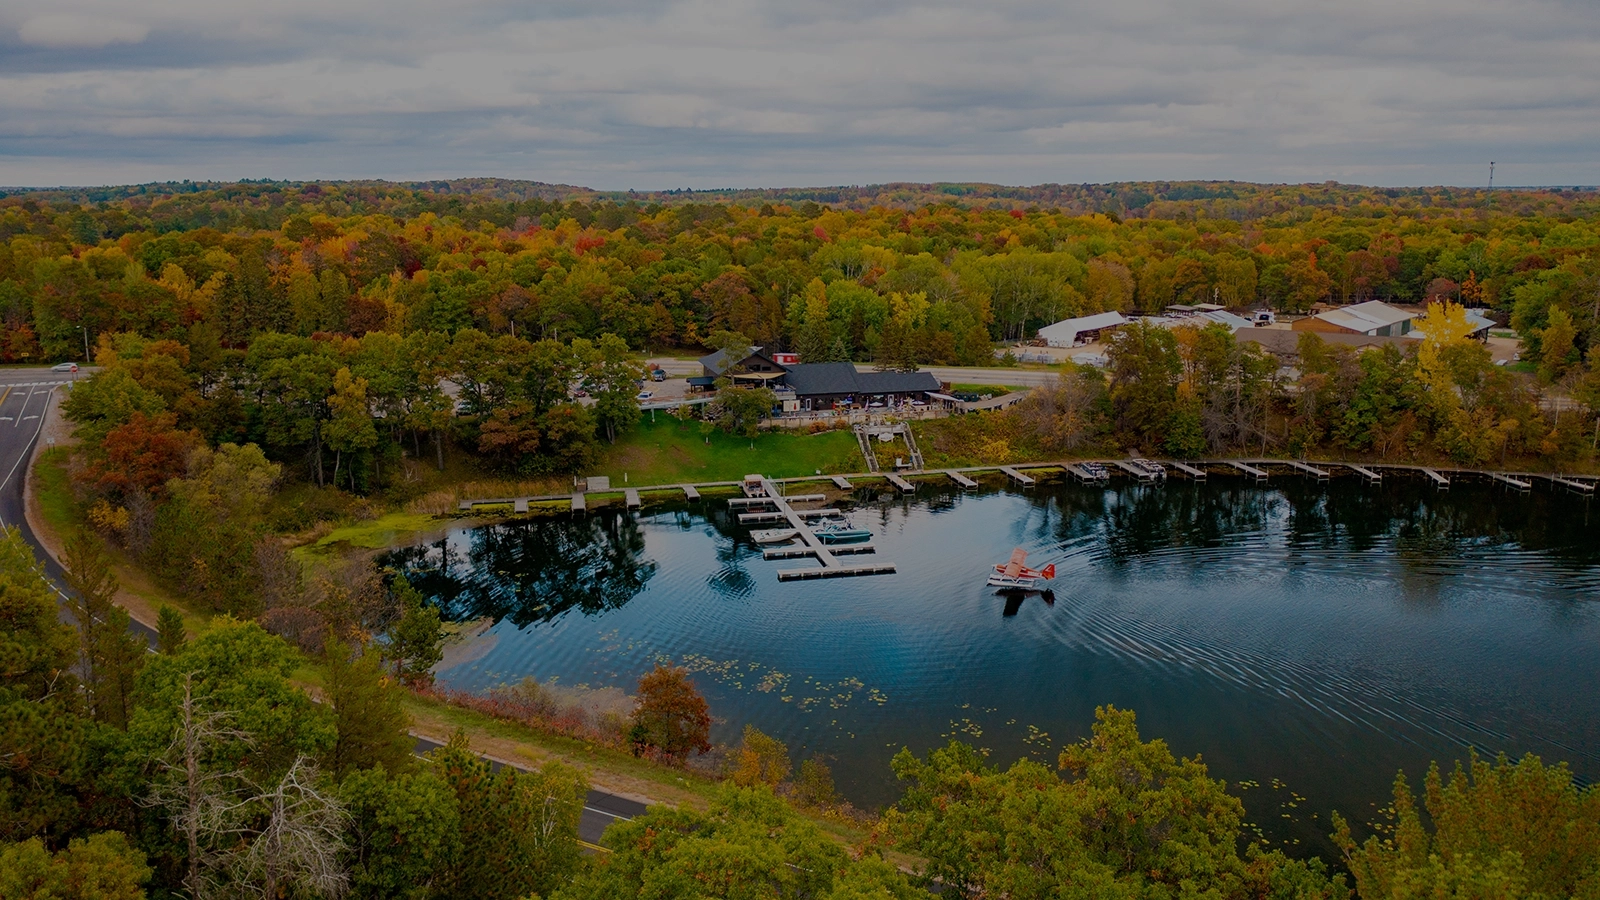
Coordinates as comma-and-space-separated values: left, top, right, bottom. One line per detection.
814, 523, 872, 544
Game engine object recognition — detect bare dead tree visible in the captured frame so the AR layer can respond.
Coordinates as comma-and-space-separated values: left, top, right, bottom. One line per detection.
143, 674, 255, 900
233, 756, 350, 899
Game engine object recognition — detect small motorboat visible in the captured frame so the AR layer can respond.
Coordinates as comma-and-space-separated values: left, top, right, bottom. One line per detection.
750, 529, 799, 544
1080, 462, 1110, 480
813, 522, 872, 544
987, 547, 1056, 590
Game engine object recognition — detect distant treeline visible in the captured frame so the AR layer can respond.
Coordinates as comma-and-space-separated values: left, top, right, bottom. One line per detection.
3, 179, 1599, 371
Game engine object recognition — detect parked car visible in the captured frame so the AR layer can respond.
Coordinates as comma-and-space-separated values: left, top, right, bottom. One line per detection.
636, 390, 653, 401
651, 369, 667, 382
51, 362, 79, 373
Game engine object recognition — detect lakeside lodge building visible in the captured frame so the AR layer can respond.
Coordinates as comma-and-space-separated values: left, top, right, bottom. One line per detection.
697, 348, 943, 412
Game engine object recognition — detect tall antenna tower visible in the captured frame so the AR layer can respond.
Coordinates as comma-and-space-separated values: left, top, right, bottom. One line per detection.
1488, 161, 1495, 193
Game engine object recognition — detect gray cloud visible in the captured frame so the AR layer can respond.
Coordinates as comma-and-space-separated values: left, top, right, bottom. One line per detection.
1, 0, 1596, 188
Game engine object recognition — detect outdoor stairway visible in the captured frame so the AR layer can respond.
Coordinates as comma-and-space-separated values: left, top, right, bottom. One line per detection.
853, 425, 880, 473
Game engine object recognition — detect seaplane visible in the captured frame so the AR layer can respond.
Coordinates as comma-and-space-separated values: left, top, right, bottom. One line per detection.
986, 548, 1056, 590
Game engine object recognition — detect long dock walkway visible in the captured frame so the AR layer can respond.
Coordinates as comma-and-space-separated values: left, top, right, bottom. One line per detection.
1164, 461, 1207, 480
1421, 468, 1450, 488
757, 478, 895, 580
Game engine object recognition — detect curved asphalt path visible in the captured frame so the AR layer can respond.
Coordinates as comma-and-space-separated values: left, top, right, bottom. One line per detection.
0, 368, 645, 845
0, 370, 157, 642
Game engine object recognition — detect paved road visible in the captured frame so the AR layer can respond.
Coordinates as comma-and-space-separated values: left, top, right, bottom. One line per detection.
409, 734, 648, 847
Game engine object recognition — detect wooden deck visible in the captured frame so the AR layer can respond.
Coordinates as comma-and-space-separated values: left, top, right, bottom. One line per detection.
1228, 461, 1268, 481
1284, 460, 1330, 480
1345, 464, 1382, 482
831, 475, 854, 490
885, 473, 915, 492
571, 492, 586, 512
1000, 466, 1035, 486
1545, 474, 1595, 494
625, 489, 641, 509
1421, 468, 1450, 487
1489, 472, 1532, 491
682, 485, 700, 501
1112, 460, 1160, 481
946, 470, 979, 488
1164, 461, 1207, 480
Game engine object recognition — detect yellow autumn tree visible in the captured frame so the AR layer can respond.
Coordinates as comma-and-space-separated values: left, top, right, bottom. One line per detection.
1415, 300, 1475, 393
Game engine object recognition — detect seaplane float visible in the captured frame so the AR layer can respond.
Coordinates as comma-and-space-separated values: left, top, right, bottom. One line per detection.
987, 548, 1056, 590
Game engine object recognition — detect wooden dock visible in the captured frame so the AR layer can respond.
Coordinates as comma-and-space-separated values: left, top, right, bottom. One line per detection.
1165, 461, 1207, 480
1067, 464, 1109, 483
571, 492, 586, 513
1285, 460, 1330, 480
885, 473, 915, 492
514, 499, 529, 513
1346, 464, 1382, 483
778, 493, 828, 503
945, 470, 978, 488
625, 489, 641, 509
755, 477, 895, 581
737, 511, 786, 523
831, 475, 853, 490
727, 497, 774, 508
682, 485, 700, 501
1421, 468, 1450, 488
1000, 466, 1035, 486
1545, 474, 1595, 494
776, 564, 898, 580
1112, 460, 1160, 481
763, 543, 877, 560
1229, 461, 1268, 481
1489, 472, 1532, 491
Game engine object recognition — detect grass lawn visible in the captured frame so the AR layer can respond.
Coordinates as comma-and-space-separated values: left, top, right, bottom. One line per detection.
592, 416, 863, 485
949, 383, 1021, 397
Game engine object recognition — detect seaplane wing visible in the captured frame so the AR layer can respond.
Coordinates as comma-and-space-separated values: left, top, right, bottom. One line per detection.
991, 548, 1056, 581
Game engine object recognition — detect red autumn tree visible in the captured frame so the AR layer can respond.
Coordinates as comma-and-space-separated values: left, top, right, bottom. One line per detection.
628, 664, 711, 763
87, 411, 196, 500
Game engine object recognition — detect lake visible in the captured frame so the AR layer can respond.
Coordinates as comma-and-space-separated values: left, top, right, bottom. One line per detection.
383, 475, 1600, 856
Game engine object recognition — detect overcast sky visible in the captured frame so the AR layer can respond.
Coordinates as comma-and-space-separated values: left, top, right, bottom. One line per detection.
2, 0, 1596, 190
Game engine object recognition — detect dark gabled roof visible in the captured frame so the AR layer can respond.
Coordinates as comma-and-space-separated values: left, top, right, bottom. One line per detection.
697, 346, 763, 373
780, 362, 941, 396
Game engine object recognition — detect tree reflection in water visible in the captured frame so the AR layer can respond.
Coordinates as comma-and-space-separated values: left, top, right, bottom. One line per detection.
381, 511, 657, 626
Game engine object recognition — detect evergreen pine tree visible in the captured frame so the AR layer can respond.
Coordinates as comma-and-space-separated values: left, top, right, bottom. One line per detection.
325, 639, 414, 778
156, 605, 186, 654
385, 576, 444, 686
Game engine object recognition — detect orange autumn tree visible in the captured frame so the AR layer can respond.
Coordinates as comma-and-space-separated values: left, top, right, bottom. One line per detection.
628, 664, 711, 764
85, 411, 197, 500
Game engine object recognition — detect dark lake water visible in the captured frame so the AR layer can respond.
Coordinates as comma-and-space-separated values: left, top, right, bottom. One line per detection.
384, 476, 1600, 856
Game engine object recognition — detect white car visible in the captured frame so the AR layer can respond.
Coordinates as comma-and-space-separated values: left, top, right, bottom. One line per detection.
636, 391, 653, 401
51, 362, 79, 373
